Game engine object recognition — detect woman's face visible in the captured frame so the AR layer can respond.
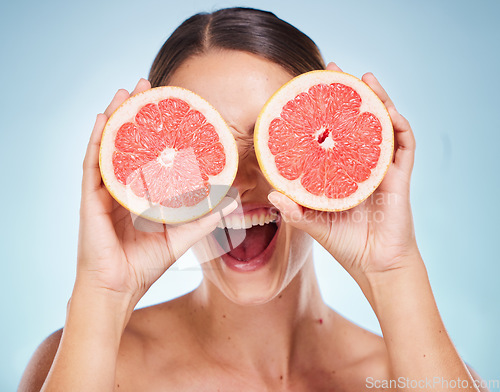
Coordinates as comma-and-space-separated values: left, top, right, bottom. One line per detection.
168, 50, 314, 305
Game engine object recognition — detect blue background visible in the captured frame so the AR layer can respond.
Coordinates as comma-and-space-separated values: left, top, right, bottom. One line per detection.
1, 0, 499, 389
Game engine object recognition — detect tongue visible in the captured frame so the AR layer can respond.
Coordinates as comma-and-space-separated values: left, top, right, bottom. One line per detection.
228, 223, 277, 261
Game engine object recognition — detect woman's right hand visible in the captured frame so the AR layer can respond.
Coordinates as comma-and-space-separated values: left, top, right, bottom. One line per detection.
76, 78, 237, 306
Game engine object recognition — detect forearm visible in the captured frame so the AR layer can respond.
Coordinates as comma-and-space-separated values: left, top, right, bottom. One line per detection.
41, 283, 133, 392
364, 258, 478, 391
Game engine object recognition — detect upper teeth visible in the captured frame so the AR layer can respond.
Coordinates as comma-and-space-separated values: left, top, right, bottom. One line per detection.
217, 212, 278, 229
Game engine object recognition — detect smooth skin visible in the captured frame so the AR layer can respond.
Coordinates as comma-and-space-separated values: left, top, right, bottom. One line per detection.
19, 50, 487, 392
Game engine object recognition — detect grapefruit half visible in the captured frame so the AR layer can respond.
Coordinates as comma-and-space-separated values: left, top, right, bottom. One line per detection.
99, 86, 238, 223
255, 70, 394, 211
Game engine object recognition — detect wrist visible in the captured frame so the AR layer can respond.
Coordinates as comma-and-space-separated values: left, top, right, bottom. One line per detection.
359, 255, 473, 384
74, 265, 143, 304
70, 280, 136, 336
358, 253, 429, 313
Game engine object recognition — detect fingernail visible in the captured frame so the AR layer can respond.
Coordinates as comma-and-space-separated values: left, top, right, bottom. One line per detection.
269, 193, 289, 223
221, 199, 238, 215
268, 192, 282, 209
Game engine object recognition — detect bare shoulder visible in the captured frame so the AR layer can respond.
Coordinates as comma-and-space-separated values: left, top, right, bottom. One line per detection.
326, 311, 391, 391
121, 293, 195, 351
18, 296, 194, 392
115, 294, 203, 390
18, 328, 63, 392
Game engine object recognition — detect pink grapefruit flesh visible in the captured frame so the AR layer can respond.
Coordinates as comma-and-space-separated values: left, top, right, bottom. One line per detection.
255, 70, 394, 211
99, 86, 238, 223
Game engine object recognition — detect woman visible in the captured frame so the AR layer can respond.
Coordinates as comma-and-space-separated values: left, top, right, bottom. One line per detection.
19, 7, 486, 391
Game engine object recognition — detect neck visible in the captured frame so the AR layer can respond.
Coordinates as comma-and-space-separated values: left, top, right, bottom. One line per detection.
188, 256, 330, 381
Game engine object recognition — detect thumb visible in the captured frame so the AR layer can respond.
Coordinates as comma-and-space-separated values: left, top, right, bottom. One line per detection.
166, 197, 239, 261
268, 191, 328, 240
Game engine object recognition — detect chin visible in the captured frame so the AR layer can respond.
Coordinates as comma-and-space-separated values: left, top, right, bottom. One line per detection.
204, 260, 288, 306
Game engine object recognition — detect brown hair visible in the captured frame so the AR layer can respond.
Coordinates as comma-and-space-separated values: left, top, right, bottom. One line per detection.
149, 7, 325, 87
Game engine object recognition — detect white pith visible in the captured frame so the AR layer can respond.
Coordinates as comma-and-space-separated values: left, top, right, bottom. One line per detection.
99, 86, 238, 224
314, 127, 336, 149
158, 147, 176, 167
216, 211, 278, 230
254, 70, 394, 212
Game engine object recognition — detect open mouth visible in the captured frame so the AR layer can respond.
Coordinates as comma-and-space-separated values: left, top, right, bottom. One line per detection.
210, 207, 280, 271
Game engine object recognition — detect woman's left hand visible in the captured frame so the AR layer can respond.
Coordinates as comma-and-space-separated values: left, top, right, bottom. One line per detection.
268, 62, 421, 291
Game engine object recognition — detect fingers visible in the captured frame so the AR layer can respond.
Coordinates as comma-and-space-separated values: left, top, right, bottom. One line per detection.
268, 191, 328, 241
102, 78, 150, 118
83, 87, 130, 194
166, 198, 239, 260
82, 113, 108, 193
104, 89, 130, 117
196, 198, 239, 228
388, 106, 416, 174
132, 199, 238, 234
83, 79, 150, 195
362, 72, 416, 175
326, 62, 343, 72
130, 78, 151, 96
361, 72, 396, 110
268, 191, 301, 223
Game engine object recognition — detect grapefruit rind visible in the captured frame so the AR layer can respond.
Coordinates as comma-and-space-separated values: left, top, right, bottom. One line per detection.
99, 86, 238, 224
254, 70, 394, 211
